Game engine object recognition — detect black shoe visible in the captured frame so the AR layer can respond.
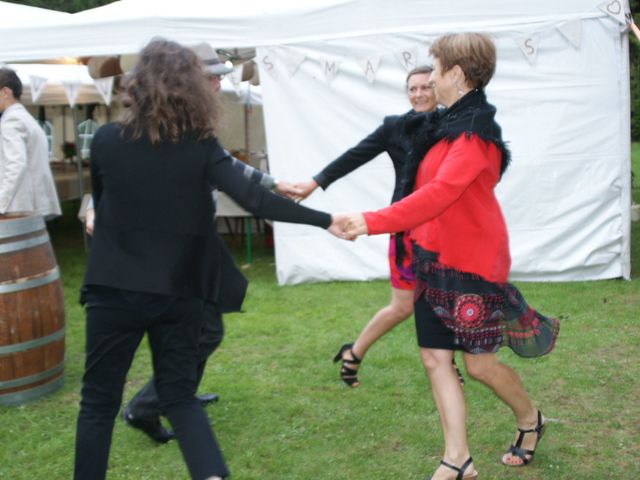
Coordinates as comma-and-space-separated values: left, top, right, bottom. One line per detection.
427, 456, 477, 479
453, 358, 465, 386
121, 409, 175, 444
333, 342, 361, 388
196, 393, 220, 406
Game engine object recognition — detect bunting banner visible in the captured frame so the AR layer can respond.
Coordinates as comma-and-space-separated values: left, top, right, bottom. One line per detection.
320, 58, 341, 84
93, 76, 114, 105
282, 49, 306, 78
515, 34, 541, 65
598, 0, 627, 24
13, 2, 627, 101
556, 19, 583, 48
62, 81, 80, 108
29, 75, 48, 104
258, 49, 278, 79
393, 47, 420, 72
357, 56, 382, 84
251, 2, 633, 84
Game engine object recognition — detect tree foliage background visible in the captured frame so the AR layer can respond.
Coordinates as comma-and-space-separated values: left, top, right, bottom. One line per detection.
8, 0, 640, 140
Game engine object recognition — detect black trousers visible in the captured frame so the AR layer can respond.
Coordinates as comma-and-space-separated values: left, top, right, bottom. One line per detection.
124, 306, 223, 419
74, 299, 229, 480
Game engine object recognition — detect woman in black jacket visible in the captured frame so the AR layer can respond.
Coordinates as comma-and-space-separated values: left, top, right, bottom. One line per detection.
73, 38, 339, 480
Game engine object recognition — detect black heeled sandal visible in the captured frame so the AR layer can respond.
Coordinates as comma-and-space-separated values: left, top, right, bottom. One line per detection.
333, 343, 361, 387
427, 456, 477, 480
452, 358, 465, 386
502, 410, 546, 467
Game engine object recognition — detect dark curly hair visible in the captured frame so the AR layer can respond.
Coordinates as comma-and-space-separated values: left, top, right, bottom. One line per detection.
119, 38, 219, 145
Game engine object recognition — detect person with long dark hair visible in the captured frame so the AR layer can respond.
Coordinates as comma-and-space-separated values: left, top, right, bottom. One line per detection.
73, 38, 342, 480
338, 33, 559, 479
83, 54, 302, 445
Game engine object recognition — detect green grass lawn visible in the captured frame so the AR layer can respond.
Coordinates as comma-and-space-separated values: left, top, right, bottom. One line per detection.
1, 188, 639, 479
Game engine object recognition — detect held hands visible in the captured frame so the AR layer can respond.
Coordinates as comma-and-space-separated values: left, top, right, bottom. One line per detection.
328, 212, 368, 241
290, 179, 318, 202
342, 212, 368, 237
274, 180, 304, 200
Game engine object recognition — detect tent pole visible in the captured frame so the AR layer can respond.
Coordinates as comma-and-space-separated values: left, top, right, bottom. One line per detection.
70, 106, 84, 200
71, 106, 88, 249
244, 89, 252, 264
244, 103, 250, 158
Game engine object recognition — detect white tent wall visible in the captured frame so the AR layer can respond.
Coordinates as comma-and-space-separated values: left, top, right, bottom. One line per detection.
259, 8, 631, 284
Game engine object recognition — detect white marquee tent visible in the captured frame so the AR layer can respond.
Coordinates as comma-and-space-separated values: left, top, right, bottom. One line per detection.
0, 0, 632, 283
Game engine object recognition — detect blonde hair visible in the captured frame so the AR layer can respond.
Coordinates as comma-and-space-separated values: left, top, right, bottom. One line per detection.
405, 65, 433, 86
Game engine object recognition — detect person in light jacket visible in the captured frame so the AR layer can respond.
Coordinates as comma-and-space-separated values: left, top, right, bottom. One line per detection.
0, 68, 61, 219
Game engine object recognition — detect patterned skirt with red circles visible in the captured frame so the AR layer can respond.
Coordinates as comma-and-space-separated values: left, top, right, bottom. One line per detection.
412, 246, 560, 357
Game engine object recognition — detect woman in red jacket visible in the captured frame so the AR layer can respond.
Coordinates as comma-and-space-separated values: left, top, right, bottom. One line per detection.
340, 33, 559, 479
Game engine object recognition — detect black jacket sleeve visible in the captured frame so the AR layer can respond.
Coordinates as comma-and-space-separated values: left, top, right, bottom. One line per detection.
89, 125, 107, 209
312, 118, 394, 190
207, 147, 331, 229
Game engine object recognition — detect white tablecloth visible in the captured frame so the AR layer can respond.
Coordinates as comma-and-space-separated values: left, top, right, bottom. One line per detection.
216, 192, 249, 217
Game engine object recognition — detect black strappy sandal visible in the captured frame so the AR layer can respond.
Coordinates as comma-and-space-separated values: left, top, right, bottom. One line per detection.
452, 358, 465, 386
427, 456, 477, 480
502, 410, 546, 467
333, 343, 361, 387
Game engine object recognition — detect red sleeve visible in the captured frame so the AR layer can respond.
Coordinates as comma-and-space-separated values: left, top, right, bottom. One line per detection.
364, 135, 492, 235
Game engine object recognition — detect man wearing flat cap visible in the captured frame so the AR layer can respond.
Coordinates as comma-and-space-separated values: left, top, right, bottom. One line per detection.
203, 53, 235, 92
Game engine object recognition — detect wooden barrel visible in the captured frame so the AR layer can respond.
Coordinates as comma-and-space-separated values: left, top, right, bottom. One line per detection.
0, 214, 65, 405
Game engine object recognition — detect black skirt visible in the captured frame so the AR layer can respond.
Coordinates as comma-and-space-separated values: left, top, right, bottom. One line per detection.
412, 245, 560, 357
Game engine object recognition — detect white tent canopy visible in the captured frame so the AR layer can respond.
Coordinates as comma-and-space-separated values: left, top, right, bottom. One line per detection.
0, 0, 625, 60
0, 0, 631, 283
